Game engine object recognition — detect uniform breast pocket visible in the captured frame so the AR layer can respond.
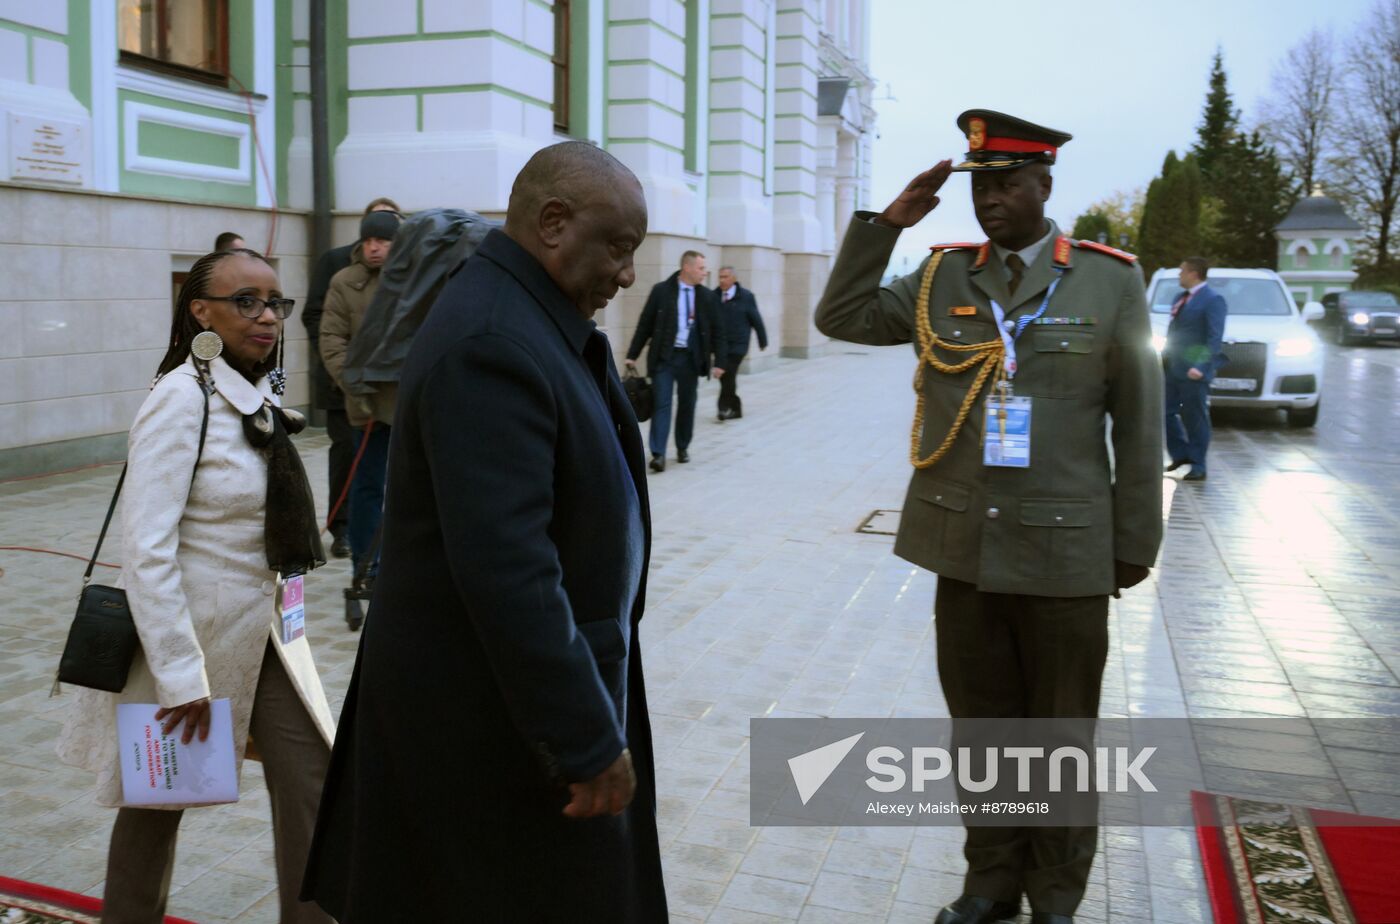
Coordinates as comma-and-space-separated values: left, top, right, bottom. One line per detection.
1029, 329, 1097, 397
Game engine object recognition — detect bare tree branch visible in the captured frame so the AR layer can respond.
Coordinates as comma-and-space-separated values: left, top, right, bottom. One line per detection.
1329, 0, 1400, 269
1259, 28, 1336, 194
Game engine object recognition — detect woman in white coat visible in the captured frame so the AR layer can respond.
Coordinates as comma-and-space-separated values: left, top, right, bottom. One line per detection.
57, 248, 336, 923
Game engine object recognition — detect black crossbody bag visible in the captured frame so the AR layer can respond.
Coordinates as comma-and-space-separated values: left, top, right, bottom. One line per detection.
54, 378, 212, 694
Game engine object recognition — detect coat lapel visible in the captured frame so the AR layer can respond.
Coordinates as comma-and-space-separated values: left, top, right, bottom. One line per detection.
1009, 241, 1059, 312
969, 254, 1012, 310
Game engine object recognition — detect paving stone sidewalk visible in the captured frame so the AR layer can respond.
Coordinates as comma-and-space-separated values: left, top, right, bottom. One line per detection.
1, 339, 1397, 922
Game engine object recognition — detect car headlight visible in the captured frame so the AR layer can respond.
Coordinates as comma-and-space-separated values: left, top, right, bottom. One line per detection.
1275, 336, 1316, 358
1351, 311, 1371, 325
1151, 334, 1166, 353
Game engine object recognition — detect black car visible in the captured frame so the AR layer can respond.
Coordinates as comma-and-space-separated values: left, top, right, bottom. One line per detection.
1321, 290, 1400, 344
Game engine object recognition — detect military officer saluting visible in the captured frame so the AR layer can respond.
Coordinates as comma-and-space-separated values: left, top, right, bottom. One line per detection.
816, 111, 1163, 924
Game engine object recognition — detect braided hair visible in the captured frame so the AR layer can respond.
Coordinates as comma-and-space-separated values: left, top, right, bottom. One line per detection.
156, 248, 278, 381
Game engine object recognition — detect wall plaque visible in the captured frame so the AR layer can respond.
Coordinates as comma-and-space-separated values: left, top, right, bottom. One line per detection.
8, 114, 89, 186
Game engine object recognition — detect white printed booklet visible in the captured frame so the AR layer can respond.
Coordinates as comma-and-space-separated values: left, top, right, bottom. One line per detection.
116, 699, 239, 806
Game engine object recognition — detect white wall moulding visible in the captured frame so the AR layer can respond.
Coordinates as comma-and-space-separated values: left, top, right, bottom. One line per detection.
333, 129, 543, 213
114, 66, 269, 116
123, 101, 252, 185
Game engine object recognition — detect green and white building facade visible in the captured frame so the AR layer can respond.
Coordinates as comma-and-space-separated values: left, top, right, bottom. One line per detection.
1274, 190, 1363, 306
0, 0, 876, 476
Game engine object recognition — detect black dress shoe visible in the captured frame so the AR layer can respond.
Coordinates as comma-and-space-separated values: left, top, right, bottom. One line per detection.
331, 535, 351, 559
1165, 460, 1188, 472
934, 894, 1021, 924
1183, 470, 1207, 481
1030, 913, 1073, 924
649, 455, 665, 473
677, 448, 689, 463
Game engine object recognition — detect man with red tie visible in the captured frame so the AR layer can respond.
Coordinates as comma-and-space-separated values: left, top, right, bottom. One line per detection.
626, 252, 726, 471
1163, 256, 1228, 481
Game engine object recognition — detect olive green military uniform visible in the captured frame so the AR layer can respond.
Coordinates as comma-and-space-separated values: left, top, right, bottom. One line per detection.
814, 214, 1163, 916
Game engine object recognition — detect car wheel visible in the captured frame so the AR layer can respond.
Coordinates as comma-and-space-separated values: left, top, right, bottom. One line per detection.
1287, 402, 1320, 428
1335, 324, 1353, 346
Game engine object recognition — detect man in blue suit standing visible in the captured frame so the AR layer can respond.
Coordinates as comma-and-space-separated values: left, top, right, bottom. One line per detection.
1163, 256, 1228, 482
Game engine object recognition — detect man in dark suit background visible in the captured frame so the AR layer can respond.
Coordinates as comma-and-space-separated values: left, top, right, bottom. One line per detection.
1163, 256, 1228, 482
714, 265, 768, 420
625, 251, 726, 471
300, 195, 401, 557
303, 142, 667, 922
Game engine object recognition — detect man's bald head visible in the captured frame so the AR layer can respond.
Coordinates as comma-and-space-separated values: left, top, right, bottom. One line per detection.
507, 142, 639, 227
504, 141, 649, 318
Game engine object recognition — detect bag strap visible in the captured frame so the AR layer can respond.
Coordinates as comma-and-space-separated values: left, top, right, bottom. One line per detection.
84, 375, 213, 585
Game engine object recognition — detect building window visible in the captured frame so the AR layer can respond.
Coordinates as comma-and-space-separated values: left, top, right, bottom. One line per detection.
1330, 246, 1343, 269
118, 0, 229, 86
552, 0, 570, 133
1295, 246, 1309, 269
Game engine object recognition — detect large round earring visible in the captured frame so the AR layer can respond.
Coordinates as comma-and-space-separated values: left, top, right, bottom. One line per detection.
191, 329, 223, 362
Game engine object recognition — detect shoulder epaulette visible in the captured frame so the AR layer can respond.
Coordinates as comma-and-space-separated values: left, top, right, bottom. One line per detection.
928, 242, 982, 251
1072, 239, 1138, 264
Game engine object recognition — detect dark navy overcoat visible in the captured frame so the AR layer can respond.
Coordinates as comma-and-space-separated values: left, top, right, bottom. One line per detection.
303, 229, 667, 922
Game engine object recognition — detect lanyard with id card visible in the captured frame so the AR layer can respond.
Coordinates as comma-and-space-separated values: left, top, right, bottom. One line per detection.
984, 389, 1032, 468
982, 267, 1064, 469
277, 573, 306, 645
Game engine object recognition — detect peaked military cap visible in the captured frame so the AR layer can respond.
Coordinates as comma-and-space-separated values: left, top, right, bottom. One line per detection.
952, 109, 1072, 172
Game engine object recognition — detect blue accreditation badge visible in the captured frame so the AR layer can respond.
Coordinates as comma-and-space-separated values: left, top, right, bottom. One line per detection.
983, 395, 1032, 468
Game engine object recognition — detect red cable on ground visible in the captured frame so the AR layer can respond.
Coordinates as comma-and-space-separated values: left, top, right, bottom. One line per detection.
0, 459, 122, 485
0, 546, 119, 569
228, 74, 279, 257
323, 420, 375, 534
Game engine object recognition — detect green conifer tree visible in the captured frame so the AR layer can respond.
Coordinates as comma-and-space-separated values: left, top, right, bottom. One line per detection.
1193, 48, 1240, 180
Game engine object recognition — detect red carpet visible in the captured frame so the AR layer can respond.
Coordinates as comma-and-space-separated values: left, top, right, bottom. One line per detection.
0, 876, 198, 924
1193, 791, 1400, 923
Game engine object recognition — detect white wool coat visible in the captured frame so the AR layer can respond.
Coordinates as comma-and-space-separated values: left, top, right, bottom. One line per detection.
57, 356, 336, 809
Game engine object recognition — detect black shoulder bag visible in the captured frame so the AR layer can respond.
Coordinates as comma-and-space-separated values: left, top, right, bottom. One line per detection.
54, 378, 212, 694
623, 367, 653, 422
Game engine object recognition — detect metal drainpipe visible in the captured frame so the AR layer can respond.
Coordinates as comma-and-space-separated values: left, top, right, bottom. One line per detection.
308, 0, 330, 428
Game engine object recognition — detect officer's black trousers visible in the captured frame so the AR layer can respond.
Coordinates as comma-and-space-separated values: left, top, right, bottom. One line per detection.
933, 576, 1109, 916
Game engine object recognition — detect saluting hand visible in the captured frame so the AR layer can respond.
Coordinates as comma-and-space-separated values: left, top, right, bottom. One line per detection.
876, 160, 954, 229
563, 748, 636, 819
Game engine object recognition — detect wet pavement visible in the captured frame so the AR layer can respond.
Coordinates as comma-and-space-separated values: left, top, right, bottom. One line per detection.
1, 334, 1397, 922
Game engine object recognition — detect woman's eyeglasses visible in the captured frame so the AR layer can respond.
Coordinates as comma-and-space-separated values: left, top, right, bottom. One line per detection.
203, 294, 296, 319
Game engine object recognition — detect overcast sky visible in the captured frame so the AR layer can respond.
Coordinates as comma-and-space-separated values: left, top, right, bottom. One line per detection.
868, 0, 1378, 276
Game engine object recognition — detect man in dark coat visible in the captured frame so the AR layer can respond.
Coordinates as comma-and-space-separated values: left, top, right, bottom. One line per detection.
300, 196, 400, 557
1163, 255, 1228, 481
302, 143, 667, 922
714, 265, 768, 420
625, 251, 726, 471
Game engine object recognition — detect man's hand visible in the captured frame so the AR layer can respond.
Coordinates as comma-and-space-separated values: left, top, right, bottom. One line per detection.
875, 159, 954, 229
712, 367, 725, 379
1187, 367, 1204, 381
562, 748, 636, 819
624, 358, 637, 370
1113, 561, 1151, 598
155, 697, 211, 745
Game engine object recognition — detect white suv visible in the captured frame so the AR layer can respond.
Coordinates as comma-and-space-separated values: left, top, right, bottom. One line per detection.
1145, 268, 1325, 427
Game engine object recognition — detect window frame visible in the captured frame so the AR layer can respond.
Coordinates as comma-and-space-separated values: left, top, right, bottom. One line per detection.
119, 0, 231, 89
552, 0, 571, 134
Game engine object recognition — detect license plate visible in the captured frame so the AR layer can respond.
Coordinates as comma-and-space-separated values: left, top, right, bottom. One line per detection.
1212, 377, 1256, 392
